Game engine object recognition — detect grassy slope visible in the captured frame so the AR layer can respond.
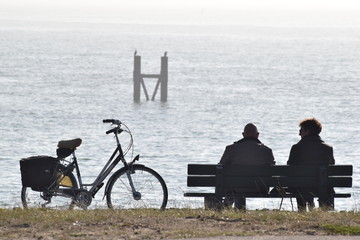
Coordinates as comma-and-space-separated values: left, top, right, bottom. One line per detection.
1, 208, 360, 239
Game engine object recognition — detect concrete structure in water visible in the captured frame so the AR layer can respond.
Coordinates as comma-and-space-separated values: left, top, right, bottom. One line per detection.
133, 52, 168, 102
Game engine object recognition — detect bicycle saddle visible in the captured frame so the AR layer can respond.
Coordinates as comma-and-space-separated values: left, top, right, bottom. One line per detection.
57, 138, 82, 149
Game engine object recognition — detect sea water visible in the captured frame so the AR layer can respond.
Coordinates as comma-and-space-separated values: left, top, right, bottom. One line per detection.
0, 19, 359, 210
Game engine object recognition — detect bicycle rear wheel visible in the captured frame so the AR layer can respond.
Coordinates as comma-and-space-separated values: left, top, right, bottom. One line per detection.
21, 164, 78, 209
106, 165, 168, 210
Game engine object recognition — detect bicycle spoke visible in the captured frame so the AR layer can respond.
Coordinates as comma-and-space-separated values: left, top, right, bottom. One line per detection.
107, 165, 168, 210
21, 164, 78, 209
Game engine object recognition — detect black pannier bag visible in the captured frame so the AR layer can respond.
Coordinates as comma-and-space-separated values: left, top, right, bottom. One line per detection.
20, 156, 59, 191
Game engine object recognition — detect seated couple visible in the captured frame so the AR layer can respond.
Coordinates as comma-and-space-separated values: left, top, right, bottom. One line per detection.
219, 118, 335, 211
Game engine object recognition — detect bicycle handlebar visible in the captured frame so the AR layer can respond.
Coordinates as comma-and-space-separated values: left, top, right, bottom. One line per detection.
106, 127, 124, 135
103, 118, 133, 157
103, 119, 121, 125
106, 128, 116, 134
103, 119, 123, 135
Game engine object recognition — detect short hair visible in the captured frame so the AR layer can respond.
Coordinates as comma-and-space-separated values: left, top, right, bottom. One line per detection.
243, 123, 259, 137
299, 118, 322, 135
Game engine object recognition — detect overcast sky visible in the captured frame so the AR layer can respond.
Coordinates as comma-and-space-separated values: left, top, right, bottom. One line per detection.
1, 0, 360, 9
1, 0, 359, 26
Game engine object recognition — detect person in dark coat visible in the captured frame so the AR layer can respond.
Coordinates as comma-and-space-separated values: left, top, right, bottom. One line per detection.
219, 123, 275, 209
287, 118, 335, 211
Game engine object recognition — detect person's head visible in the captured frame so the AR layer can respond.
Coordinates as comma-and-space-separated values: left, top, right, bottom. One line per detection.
243, 123, 259, 138
298, 118, 322, 138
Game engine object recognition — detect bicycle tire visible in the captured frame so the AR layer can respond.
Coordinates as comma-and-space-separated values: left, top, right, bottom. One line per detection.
21, 164, 78, 209
106, 164, 168, 210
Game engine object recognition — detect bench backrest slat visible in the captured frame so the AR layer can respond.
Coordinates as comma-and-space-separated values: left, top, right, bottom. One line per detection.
188, 176, 216, 187
187, 164, 353, 189
222, 176, 318, 189
188, 164, 216, 175
327, 165, 353, 175
223, 166, 319, 177
329, 177, 353, 187
221, 176, 353, 189
188, 164, 353, 176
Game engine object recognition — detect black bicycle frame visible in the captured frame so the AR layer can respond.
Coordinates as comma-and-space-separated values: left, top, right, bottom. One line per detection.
59, 129, 129, 197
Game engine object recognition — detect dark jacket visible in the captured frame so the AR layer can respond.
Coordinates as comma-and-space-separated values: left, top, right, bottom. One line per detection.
287, 135, 335, 195
219, 137, 275, 193
287, 135, 335, 165
219, 137, 275, 166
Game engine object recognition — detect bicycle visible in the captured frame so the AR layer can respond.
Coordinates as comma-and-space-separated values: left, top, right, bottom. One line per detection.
20, 119, 168, 210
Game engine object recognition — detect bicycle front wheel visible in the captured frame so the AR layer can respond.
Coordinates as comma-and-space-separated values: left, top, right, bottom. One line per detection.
21, 164, 78, 209
106, 165, 168, 210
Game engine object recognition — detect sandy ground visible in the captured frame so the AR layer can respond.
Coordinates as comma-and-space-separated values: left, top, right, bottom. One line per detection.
1, 209, 360, 240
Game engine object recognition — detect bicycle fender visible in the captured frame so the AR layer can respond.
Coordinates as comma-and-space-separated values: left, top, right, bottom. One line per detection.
103, 164, 145, 200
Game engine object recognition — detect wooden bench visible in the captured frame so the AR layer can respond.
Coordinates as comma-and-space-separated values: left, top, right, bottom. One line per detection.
184, 164, 353, 210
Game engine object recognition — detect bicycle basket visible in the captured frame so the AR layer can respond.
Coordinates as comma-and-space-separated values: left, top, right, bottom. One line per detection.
20, 156, 59, 191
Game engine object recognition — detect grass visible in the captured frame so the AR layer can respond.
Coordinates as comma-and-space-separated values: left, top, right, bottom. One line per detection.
322, 224, 360, 235
1, 208, 360, 239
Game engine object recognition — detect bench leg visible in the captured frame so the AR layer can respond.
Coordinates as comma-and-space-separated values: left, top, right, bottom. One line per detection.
224, 194, 246, 210
224, 193, 246, 210
204, 195, 247, 210
296, 197, 314, 212
319, 196, 334, 211
234, 197, 246, 210
204, 196, 222, 210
